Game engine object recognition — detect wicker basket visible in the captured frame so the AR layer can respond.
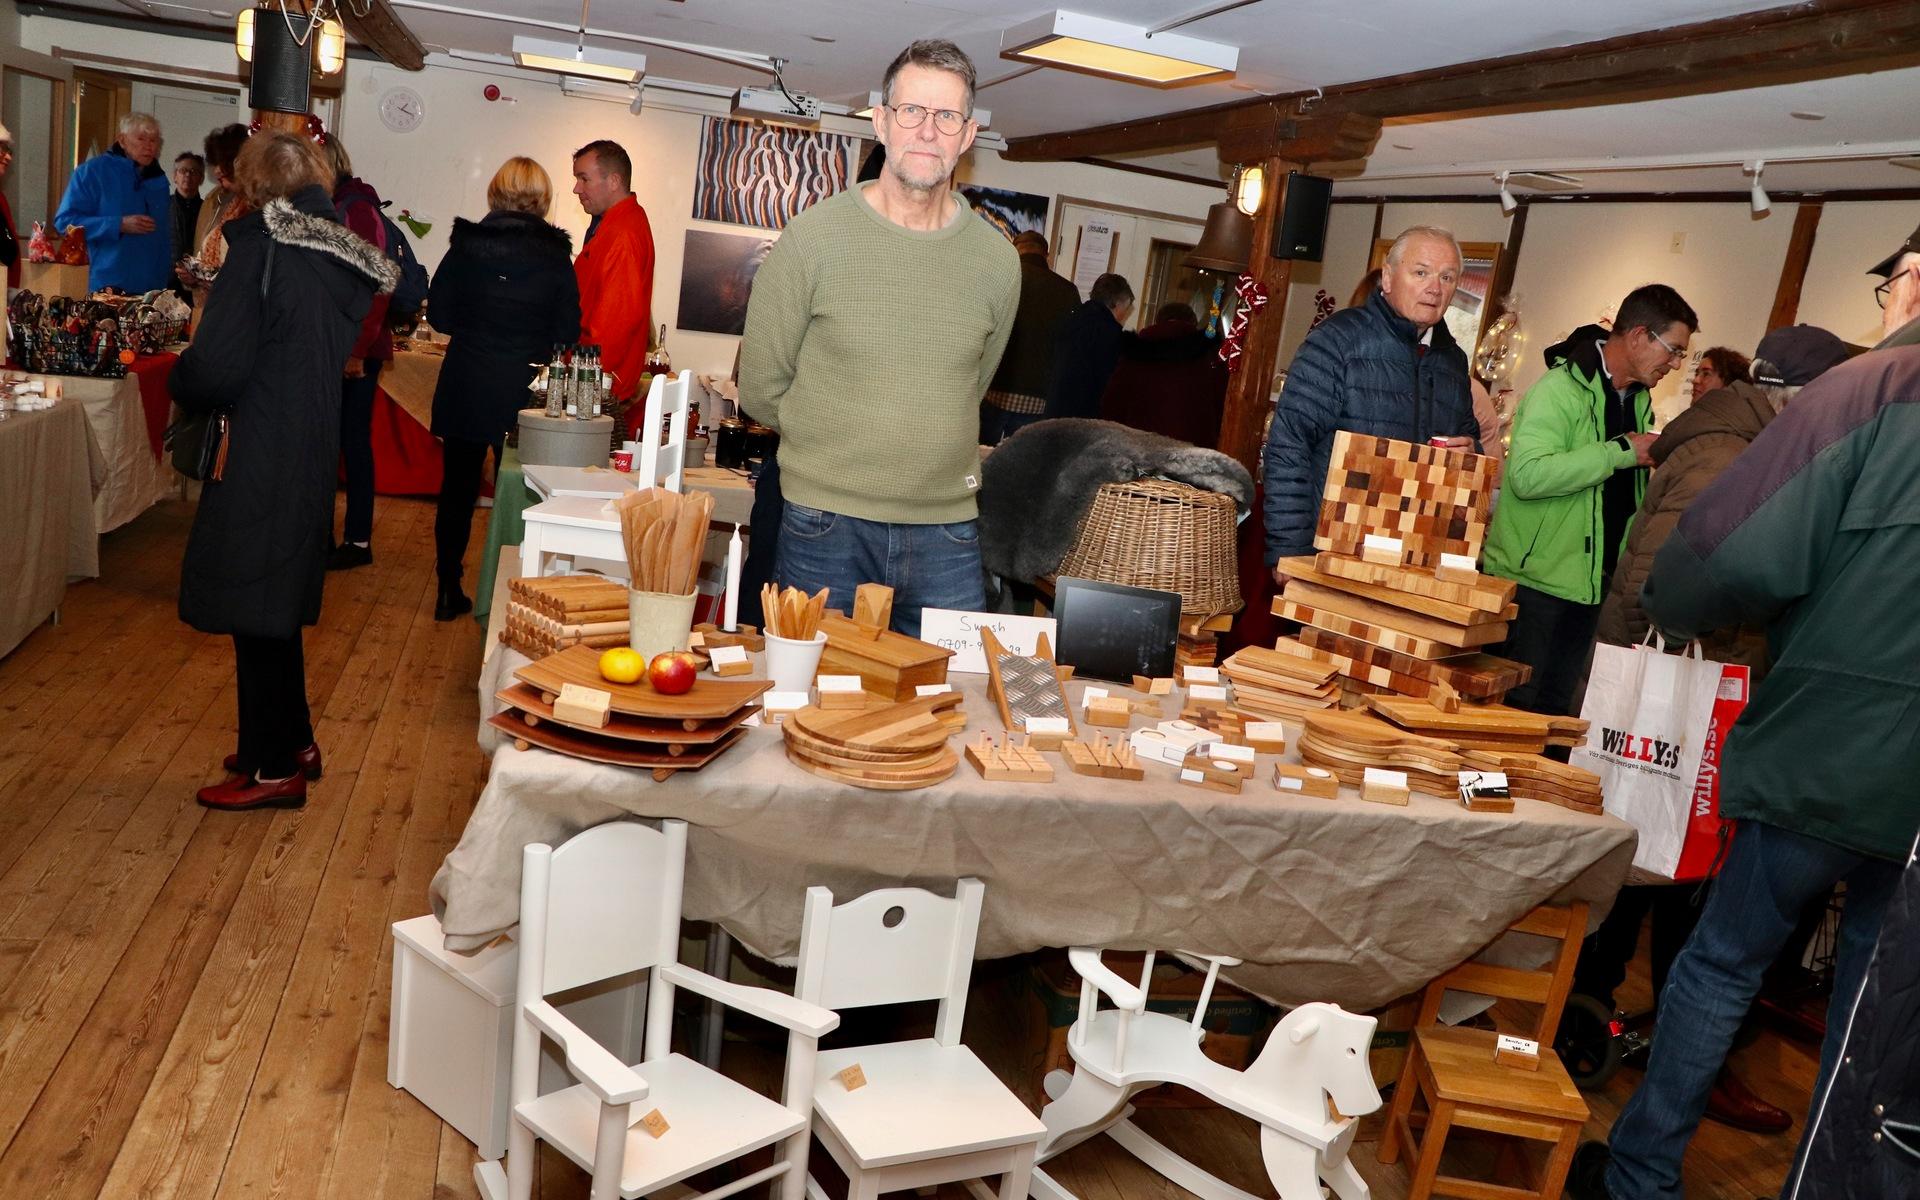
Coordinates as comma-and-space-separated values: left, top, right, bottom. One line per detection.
1055, 478, 1242, 617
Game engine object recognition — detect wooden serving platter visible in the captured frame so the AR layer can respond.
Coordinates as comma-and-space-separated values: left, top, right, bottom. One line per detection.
515, 645, 772, 722
1281, 580, 1509, 648
784, 741, 959, 790
489, 714, 747, 780
786, 691, 964, 755
496, 683, 755, 748
1275, 556, 1519, 626
1312, 552, 1516, 613
1364, 695, 1554, 737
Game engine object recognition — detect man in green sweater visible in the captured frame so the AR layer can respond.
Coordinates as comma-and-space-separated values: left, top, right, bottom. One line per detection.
740, 39, 1020, 638
1482, 284, 1696, 716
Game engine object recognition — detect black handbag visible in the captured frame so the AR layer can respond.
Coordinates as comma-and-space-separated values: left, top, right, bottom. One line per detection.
166, 409, 230, 481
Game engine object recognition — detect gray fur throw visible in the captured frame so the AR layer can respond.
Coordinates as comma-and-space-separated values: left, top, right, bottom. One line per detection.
978, 418, 1254, 582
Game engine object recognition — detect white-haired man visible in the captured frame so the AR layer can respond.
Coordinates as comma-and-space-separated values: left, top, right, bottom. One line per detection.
55, 112, 172, 293
1261, 225, 1479, 568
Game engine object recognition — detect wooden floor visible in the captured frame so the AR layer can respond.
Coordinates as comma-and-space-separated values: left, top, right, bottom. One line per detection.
0, 494, 1807, 1200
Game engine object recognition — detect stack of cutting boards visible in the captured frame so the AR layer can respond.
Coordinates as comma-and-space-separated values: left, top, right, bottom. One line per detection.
1461, 750, 1605, 814
1218, 646, 1339, 719
503, 575, 631, 659
492, 644, 769, 780
1297, 710, 1463, 799
782, 691, 966, 790
1273, 555, 1520, 669
1363, 694, 1587, 755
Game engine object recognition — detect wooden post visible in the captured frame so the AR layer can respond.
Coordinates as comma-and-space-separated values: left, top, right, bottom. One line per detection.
1482, 200, 1530, 331
1216, 155, 1293, 473
1768, 199, 1825, 330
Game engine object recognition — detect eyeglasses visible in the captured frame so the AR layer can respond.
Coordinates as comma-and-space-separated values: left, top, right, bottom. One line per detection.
884, 103, 970, 136
1648, 328, 1688, 361
1875, 264, 1919, 310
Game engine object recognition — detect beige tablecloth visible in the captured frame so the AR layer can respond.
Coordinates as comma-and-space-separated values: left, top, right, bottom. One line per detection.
434, 650, 1635, 1010
379, 346, 443, 430
58, 372, 173, 534
0, 400, 101, 658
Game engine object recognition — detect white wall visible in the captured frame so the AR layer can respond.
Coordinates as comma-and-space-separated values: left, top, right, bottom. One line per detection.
1796, 198, 1920, 348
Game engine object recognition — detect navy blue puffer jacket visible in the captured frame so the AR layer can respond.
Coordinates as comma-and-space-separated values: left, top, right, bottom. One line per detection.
1260, 289, 1476, 564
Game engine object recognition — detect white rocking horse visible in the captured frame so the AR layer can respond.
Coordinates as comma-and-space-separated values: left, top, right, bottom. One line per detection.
999, 949, 1381, 1200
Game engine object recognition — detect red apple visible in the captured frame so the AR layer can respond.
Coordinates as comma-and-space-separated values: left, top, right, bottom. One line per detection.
648, 651, 697, 695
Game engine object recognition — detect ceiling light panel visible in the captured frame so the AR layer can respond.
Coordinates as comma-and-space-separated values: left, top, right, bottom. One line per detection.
1001, 10, 1238, 86
512, 36, 645, 84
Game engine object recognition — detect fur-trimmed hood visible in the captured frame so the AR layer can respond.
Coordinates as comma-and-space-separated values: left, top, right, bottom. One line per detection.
449, 209, 573, 260
260, 184, 402, 296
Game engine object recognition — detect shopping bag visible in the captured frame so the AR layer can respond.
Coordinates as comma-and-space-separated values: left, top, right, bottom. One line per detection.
1570, 635, 1729, 879
1673, 663, 1750, 881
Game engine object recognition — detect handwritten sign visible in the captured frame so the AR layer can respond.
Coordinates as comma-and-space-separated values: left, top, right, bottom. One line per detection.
920, 609, 1057, 675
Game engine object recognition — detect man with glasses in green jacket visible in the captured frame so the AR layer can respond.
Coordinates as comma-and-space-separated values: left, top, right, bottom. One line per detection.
1482, 284, 1698, 716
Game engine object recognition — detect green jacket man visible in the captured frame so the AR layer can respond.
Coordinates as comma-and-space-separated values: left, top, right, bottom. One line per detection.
1482, 284, 1697, 715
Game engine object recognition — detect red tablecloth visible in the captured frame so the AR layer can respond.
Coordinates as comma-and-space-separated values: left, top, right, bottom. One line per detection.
367, 387, 443, 496
129, 352, 177, 459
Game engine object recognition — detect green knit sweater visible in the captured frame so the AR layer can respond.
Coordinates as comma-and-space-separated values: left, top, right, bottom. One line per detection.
740, 183, 1020, 524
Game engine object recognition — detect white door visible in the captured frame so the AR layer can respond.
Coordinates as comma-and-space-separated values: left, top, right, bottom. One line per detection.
1050, 199, 1205, 329
131, 81, 242, 184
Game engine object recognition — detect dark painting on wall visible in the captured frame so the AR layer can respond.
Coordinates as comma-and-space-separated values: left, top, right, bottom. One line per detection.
677, 229, 776, 336
960, 184, 1050, 242
692, 116, 855, 230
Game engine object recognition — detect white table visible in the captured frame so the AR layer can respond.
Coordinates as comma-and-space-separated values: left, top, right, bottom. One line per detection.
518, 495, 628, 581
522, 463, 637, 501
45, 372, 173, 534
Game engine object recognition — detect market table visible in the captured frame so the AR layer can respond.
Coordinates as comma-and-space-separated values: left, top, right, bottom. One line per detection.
54, 366, 175, 534
433, 650, 1636, 1011
0, 399, 101, 658
368, 346, 450, 496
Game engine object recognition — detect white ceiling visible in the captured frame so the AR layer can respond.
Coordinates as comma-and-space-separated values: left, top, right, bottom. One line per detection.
42, 0, 1920, 195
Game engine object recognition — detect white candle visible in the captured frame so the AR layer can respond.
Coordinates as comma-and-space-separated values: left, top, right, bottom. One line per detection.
723, 526, 743, 631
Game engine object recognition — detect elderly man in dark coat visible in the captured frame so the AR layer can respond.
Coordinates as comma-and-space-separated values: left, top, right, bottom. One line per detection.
171, 131, 398, 813
1261, 226, 1477, 568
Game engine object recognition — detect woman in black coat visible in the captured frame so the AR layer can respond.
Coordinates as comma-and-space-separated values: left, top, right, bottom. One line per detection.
428, 156, 581, 620
172, 131, 398, 812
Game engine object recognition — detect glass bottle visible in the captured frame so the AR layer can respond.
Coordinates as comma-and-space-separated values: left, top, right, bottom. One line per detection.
543, 344, 565, 418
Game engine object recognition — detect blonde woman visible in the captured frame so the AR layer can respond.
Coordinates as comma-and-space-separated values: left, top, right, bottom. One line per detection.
427, 156, 581, 619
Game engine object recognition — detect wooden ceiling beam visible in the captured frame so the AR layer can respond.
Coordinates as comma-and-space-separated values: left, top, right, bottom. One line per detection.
1005, 0, 1920, 163
341, 0, 426, 72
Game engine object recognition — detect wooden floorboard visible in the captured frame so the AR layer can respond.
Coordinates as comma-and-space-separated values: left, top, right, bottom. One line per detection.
0, 491, 1809, 1200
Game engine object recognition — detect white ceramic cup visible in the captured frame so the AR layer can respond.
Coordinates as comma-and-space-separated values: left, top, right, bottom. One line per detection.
764, 630, 828, 695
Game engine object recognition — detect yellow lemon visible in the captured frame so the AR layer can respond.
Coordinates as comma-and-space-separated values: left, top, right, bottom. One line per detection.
598, 647, 644, 684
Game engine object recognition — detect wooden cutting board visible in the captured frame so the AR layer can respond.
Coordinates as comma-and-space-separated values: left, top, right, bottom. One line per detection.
787, 691, 964, 754
516, 645, 771, 721
1276, 556, 1518, 626
1274, 598, 1466, 660
496, 683, 757, 747
488, 713, 747, 779
1364, 695, 1555, 737
1221, 645, 1340, 685
782, 719, 953, 766
1281, 580, 1508, 648
784, 743, 959, 791
1311, 552, 1516, 613
1292, 628, 1532, 698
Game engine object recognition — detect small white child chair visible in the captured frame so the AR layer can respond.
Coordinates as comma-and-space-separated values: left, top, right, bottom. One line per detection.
794, 879, 1046, 1200
1023, 949, 1381, 1200
475, 820, 840, 1200
636, 370, 693, 494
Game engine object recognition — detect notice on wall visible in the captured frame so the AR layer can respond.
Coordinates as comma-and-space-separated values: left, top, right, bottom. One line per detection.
921, 609, 1059, 675
1071, 218, 1119, 297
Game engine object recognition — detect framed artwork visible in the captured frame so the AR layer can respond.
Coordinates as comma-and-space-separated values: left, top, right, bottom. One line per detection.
958, 184, 1050, 242
692, 116, 854, 230
677, 229, 776, 336
1369, 238, 1504, 354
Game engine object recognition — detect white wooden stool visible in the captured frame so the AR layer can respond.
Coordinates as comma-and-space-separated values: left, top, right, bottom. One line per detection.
519, 495, 631, 581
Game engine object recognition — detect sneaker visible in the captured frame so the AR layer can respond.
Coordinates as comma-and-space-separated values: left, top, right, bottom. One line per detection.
222, 742, 323, 780
196, 771, 308, 811
327, 542, 373, 571
1566, 1141, 1614, 1200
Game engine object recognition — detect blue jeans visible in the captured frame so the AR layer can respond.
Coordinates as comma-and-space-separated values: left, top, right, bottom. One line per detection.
1606, 820, 1902, 1200
773, 502, 984, 640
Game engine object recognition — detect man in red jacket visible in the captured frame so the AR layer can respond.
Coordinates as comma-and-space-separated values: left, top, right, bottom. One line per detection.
571, 140, 654, 429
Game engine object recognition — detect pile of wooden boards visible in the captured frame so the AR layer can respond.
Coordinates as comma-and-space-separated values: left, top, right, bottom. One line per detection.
1218, 645, 1339, 719
1364, 694, 1587, 756
503, 575, 630, 659
1460, 750, 1605, 814
782, 691, 965, 790
1297, 710, 1463, 800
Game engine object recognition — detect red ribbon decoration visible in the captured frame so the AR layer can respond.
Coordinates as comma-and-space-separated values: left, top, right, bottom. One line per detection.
1218, 274, 1269, 371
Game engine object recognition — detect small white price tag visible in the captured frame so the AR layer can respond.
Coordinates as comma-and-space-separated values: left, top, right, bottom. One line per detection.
1025, 716, 1070, 735
1244, 721, 1286, 741
1081, 686, 1110, 707
1439, 552, 1478, 572
1278, 776, 1304, 792
816, 674, 864, 694
708, 644, 749, 667
915, 684, 955, 697
1496, 1034, 1539, 1055
1179, 768, 1204, 782
1189, 684, 1229, 702
764, 691, 810, 711
1363, 767, 1408, 787
1183, 666, 1221, 684
1363, 533, 1404, 556
1211, 743, 1255, 764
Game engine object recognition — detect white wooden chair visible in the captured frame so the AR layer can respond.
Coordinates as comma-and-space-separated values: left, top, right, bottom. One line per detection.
794, 879, 1045, 1200
1020, 949, 1381, 1200
637, 370, 693, 494
475, 820, 840, 1200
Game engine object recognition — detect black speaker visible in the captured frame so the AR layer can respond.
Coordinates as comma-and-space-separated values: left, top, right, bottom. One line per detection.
248, 6, 311, 115
1272, 171, 1333, 261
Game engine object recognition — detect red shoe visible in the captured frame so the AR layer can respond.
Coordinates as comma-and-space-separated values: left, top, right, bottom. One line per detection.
1705, 1067, 1792, 1134
196, 772, 308, 811
222, 742, 323, 779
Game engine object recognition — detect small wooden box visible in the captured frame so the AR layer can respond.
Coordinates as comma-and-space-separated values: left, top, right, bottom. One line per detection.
1242, 721, 1287, 755
1273, 763, 1339, 798
816, 675, 868, 710
1085, 696, 1132, 728
819, 613, 954, 701
1362, 767, 1411, 807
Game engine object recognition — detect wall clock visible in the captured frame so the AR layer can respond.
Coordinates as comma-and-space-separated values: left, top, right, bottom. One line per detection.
379, 86, 425, 133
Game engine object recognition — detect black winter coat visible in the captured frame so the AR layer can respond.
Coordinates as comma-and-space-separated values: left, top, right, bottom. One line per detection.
1261, 288, 1476, 564
1045, 300, 1125, 421
1792, 830, 1920, 1200
427, 210, 580, 445
173, 185, 398, 637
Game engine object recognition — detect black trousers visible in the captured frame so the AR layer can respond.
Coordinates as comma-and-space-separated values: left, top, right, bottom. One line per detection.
233, 631, 313, 780
436, 437, 501, 586
1495, 582, 1603, 717
339, 360, 385, 545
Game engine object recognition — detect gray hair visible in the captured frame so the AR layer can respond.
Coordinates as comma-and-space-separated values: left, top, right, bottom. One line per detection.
882, 39, 977, 115
1386, 225, 1462, 269
1748, 359, 1800, 413
118, 111, 160, 138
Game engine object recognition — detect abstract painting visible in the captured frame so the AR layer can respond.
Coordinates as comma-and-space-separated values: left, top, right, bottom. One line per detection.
960, 184, 1050, 242
692, 117, 854, 230
677, 229, 776, 336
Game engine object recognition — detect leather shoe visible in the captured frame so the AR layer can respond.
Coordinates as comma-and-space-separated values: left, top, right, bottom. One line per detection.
434, 582, 473, 622
1566, 1141, 1614, 1200
223, 742, 323, 780
1706, 1067, 1792, 1134
327, 542, 372, 571
197, 772, 307, 811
